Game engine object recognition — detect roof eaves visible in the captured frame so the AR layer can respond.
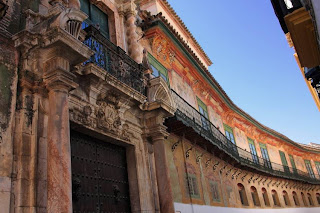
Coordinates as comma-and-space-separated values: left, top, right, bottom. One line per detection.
160, 0, 213, 66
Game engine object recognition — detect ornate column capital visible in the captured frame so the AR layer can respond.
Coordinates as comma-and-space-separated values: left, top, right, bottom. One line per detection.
44, 57, 78, 92
123, 0, 137, 18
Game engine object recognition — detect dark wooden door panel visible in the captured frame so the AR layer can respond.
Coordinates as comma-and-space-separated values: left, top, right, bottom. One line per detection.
71, 130, 131, 213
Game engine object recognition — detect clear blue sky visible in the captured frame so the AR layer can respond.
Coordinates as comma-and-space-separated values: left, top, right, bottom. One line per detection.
167, 0, 320, 144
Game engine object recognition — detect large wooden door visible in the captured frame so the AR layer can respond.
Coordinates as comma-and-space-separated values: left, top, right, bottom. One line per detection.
71, 130, 131, 213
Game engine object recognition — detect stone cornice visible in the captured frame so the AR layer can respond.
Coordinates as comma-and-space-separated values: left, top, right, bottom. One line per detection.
79, 63, 147, 104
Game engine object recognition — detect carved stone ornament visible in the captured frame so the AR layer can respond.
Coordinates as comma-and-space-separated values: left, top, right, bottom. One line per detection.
70, 92, 132, 142
70, 105, 95, 128
96, 95, 120, 131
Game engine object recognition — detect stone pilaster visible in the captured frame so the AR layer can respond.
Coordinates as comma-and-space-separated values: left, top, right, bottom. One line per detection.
145, 140, 161, 213
44, 57, 78, 213
151, 130, 175, 213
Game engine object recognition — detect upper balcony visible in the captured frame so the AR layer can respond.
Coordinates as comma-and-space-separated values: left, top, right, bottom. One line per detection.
271, 0, 303, 33
305, 66, 320, 95
82, 25, 146, 95
166, 89, 320, 184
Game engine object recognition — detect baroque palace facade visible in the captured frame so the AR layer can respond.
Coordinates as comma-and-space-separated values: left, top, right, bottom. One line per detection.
0, 0, 320, 213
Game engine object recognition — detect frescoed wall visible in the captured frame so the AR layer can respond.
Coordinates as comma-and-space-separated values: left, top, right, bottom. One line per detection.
165, 133, 320, 209
146, 27, 320, 179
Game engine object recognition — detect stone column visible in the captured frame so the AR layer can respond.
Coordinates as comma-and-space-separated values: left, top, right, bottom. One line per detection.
125, 1, 143, 63
44, 57, 78, 213
152, 132, 175, 213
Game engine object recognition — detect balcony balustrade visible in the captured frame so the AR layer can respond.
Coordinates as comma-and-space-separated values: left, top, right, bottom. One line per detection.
83, 25, 145, 94
171, 89, 320, 184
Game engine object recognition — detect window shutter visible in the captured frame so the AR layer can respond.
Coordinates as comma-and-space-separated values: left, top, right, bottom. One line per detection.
91, 5, 109, 37
279, 151, 288, 166
80, 0, 90, 15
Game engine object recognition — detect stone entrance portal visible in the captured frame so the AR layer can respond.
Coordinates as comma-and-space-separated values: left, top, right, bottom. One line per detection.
71, 130, 131, 212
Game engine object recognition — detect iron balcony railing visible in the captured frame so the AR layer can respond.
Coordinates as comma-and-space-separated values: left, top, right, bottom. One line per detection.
171, 89, 320, 184
83, 25, 145, 94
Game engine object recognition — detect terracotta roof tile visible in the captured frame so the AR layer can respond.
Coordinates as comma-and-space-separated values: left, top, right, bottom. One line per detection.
160, 0, 212, 66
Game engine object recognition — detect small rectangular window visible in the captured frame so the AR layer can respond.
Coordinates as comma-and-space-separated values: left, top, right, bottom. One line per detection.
210, 181, 220, 202
186, 174, 200, 198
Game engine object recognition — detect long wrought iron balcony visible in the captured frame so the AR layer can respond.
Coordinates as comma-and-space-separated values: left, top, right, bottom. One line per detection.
170, 89, 320, 184
83, 25, 145, 94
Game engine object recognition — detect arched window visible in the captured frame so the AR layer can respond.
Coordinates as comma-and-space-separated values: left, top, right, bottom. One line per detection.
272, 190, 281, 207
283, 190, 291, 206
238, 183, 249, 206
301, 192, 308, 206
262, 188, 270, 206
292, 191, 300, 206
316, 193, 320, 205
307, 193, 314, 206
251, 186, 260, 206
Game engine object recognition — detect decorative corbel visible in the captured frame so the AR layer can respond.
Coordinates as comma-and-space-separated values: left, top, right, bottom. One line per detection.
196, 152, 204, 164
235, 171, 242, 180
219, 163, 228, 174
276, 181, 281, 188
253, 175, 260, 183
248, 173, 255, 184
272, 180, 277, 187
241, 172, 248, 182
262, 177, 268, 185
212, 160, 220, 171
231, 169, 239, 180
185, 145, 193, 159
257, 176, 264, 185
291, 183, 297, 189
205, 158, 212, 168
225, 167, 233, 177
267, 179, 273, 187
285, 182, 290, 189
171, 138, 181, 152
287, 182, 293, 189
